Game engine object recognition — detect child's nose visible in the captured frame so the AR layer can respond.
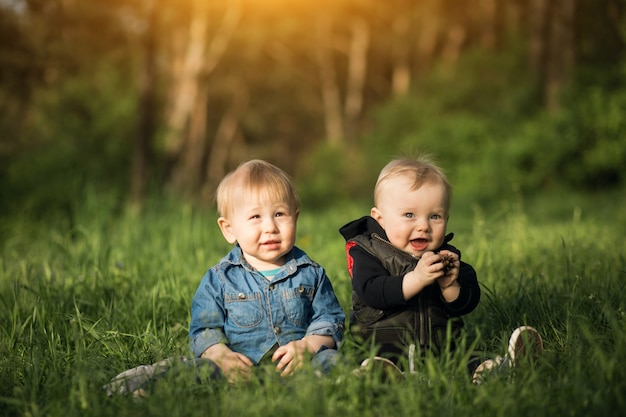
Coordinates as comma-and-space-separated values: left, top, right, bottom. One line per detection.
263, 217, 278, 231
415, 217, 430, 231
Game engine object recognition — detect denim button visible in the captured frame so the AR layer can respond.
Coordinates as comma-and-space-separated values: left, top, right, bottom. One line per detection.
273, 326, 281, 334
237, 293, 246, 299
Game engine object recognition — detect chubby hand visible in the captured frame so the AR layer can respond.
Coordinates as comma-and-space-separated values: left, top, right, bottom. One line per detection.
414, 251, 450, 284
272, 340, 308, 377
219, 351, 254, 382
201, 344, 253, 383
403, 251, 460, 301
436, 250, 459, 287
436, 250, 461, 301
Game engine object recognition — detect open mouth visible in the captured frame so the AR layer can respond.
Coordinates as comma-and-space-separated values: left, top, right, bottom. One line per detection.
410, 238, 429, 251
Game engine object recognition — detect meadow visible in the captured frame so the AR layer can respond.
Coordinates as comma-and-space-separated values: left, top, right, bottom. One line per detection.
1, 190, 625, 417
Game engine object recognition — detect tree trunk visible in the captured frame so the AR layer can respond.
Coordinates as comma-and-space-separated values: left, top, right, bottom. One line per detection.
529, 0, 550, 75
130, 2, 157, 207
415, 0, 440, 74
167, 85, 209, 194
478, 0, 497, 49
203, 87, 249, 199
391, 13, 411, 97
545, 0, 576, 112
164, 0, 241, 193
440, 25, 467, 68
315, 16, 344, 144
163, 7, 208, 161
344, 17, 369, 140
503, 0, 523, 37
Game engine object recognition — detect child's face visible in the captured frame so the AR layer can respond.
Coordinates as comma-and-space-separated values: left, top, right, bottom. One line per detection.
371, 177, 448, 257
217, 192, 298, 271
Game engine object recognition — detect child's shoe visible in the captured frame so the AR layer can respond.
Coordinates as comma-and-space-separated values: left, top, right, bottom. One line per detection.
507, 325, 543, 367
472, 326, 543, 384
355, 356, 405, 382
103, 356, 184, 396
471, 356, 505, 384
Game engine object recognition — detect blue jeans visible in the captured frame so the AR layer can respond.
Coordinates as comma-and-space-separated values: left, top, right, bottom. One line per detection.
310, 346, 340, 374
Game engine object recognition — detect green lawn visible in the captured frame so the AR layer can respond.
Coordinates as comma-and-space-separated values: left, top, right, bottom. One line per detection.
1, 192, 624, 417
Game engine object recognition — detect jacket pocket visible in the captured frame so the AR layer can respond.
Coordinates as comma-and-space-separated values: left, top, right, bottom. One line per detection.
282, 285, 314, 326
225, 292, 263, 327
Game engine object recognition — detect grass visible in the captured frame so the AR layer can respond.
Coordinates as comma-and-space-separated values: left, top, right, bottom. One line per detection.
1, 191, 625, 417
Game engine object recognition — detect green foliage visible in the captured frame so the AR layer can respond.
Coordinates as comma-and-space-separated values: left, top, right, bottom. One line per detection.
353, 48, 530, 202
356, 47, 626, 204
1, 191, 625, 416
507, 85, 626, 190
295, 142, 376, 209
1, 68, 138, 217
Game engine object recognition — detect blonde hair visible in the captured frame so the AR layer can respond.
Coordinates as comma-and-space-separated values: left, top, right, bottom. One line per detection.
216, 159, 301, 217
374, 157, 451, 208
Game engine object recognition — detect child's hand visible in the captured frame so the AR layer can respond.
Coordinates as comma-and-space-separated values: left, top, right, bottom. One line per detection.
436, 250, 460, 301
218, 351, 254, 383
201, 344, 253, 383
271, 340, 308, 377
437, 251, 459, 283
403, 251, 447, 299
415, 251, 447, 283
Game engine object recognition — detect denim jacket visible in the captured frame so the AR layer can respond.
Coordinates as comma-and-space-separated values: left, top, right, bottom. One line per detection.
189, 244, 346, 364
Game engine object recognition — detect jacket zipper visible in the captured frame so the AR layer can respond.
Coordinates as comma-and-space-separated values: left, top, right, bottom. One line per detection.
371, 233, 428, 347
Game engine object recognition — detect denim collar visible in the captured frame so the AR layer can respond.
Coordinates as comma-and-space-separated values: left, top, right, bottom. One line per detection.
222, 244, 312, 279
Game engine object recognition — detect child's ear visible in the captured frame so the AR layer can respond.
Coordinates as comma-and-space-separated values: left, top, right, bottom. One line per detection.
370, 206, 382, 223
217, 217, 237, 244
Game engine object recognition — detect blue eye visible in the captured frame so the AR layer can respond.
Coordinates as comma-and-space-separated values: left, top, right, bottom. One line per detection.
404, 213, 414, 218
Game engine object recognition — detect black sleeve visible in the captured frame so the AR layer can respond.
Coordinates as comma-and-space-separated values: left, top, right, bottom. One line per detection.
348, 244, 407, 310
441, 261, 481, 316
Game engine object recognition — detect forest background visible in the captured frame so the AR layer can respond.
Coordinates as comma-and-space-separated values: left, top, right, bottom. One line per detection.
1, 0, 625, 217
1, 1, 626, 416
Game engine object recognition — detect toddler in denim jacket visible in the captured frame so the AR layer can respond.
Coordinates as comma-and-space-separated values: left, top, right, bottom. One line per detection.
189, 159, 345, 381
105, 160, 345, 395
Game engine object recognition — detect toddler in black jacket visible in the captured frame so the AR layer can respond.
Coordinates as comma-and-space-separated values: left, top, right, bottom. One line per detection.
340, 156, 542, 382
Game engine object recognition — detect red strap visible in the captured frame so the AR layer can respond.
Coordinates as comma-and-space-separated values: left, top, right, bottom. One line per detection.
345, 241, 357, 279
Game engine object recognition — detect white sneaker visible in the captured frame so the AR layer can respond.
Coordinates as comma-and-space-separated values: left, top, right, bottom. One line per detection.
507, 326, 543, 367
472, 356, 505, 384
356, 356, 405, 381
103, 356, 184, 396
472, 326, 543, 384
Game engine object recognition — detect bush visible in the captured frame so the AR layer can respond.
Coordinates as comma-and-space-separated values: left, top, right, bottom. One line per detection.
352, 48, 626, 203
0, 68, 137, 218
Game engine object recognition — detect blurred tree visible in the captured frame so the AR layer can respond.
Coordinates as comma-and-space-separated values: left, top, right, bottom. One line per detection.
0, 0, 624, 215
390, 7, 411, 96
131, 0, 158, 206
344, 16, 369, 141
528, 0, 578, 112
315, 12, 344, 144
163, 0, 242, 196
203, 83, 249, 199
545, 0, 576, 112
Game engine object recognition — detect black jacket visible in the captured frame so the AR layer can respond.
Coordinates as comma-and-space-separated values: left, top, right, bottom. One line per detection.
339, 216, 480, 359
